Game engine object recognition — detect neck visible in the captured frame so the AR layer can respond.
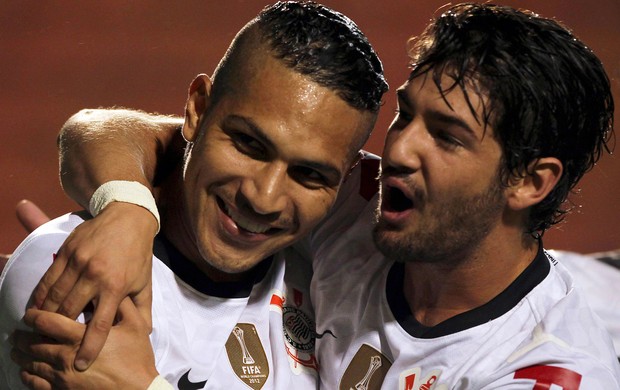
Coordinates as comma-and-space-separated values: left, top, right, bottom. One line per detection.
403, 228, 539, 327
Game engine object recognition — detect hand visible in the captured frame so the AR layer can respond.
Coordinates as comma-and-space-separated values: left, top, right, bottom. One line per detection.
11, 298, 158, 390
31, 202, 157, 371
1, 200, 50, 271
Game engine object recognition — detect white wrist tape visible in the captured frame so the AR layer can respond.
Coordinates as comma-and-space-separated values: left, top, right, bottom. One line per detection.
147, 375, 174, 390
88, 180, 160, 233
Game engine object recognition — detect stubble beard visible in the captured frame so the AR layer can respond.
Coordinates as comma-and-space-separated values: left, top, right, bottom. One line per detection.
373, 181, 506, 266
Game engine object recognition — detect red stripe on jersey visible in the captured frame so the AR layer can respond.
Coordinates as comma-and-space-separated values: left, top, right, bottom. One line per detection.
514, 365, 582, 389
270, 293, 284, 309
360, 157, 380, 201
294, 288, 303, 307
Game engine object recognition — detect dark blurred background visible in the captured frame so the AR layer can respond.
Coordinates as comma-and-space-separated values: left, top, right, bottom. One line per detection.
1, 1, 619, 254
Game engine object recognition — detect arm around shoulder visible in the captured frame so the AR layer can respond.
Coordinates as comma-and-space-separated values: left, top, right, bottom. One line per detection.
58, 108, 184, 209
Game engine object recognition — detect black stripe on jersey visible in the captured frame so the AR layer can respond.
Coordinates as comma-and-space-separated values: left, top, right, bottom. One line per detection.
153, 234, 273, 298
386, 242, 550, 338
594, 251, 620, 271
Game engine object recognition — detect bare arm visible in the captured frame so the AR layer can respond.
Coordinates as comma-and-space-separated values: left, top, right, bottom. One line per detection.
57, 108, 184, 208
33, 108, 185, 371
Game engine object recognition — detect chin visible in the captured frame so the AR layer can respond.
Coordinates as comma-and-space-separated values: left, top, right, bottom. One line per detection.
209, 256, 257, 274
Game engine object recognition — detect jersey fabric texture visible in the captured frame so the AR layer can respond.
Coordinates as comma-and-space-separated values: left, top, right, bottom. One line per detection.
310, 154, 620, 389
550, 249, 620, 358
0, 211, 318, 390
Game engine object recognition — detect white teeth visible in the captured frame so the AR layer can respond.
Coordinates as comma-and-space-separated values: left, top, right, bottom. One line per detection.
224, 204, 271, 234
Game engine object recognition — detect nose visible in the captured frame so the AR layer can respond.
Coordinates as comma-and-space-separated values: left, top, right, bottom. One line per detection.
382, 124, 422, 175
240, 162, 289, 216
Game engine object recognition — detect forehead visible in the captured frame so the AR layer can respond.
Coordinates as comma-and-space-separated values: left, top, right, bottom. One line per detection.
401, 72, 492, 139
213, 54, 374, 166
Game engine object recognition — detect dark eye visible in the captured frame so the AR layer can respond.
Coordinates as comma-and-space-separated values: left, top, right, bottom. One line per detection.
231, 132, 266, 158
290, 166, 328, 189
434, 130, 462, 149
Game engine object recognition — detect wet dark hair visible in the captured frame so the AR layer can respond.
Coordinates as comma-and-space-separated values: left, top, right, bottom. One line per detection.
408, 2, 614, 234
213, 1, 388, 113
256, 1, 388, 112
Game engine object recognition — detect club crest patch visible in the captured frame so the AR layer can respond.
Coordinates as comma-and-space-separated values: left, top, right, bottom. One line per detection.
282, 304, 320, 371
283, 305, 314, 352
340, 344, 392, 390
225, 323, 269, 389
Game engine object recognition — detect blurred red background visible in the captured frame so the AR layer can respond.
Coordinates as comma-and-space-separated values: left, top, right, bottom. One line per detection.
1, 1, 618, 254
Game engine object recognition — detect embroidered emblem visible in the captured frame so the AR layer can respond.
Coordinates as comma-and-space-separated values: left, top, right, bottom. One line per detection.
225, 323, 269, 389
339, 344, 392, 390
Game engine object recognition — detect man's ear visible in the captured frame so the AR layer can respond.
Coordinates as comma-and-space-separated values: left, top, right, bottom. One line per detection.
506, 157, 563, 211
182, 74, 213, 142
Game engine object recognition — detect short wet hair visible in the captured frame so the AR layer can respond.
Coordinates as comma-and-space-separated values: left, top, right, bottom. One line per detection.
213, 1, 388, 113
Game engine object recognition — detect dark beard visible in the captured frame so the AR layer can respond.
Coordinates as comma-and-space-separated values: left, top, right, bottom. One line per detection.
373, 181, 505, 265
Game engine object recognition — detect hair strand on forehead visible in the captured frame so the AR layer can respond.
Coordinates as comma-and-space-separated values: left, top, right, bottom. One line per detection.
406, 2, 614, 236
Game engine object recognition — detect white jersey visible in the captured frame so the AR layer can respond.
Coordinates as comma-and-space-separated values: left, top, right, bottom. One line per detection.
0, 212, 319, 390
310, 155, 620, 389
550, 249, 620, 357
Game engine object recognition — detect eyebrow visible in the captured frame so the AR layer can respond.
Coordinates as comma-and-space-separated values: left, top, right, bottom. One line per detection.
225, 115, 274, 148
224, 115, 344, 183
426, 110, 476, 137
396, 88, 476, 137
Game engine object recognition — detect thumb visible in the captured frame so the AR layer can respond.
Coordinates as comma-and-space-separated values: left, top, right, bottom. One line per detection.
132, 281, 153, 331
117, 297, 149, 330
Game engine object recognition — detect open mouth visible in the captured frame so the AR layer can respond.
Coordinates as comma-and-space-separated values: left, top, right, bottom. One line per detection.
383, 186, 414, 212
217, 197, 278, 235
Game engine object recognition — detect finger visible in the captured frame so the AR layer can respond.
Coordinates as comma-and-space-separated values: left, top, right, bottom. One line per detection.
12, 330, 53, 357
73, 294, 120, 371
16, 200, 51, 233
12, 330, 71, 366
38, 249, 84, 313
23, 309, 85, 344
116, 296, 149, 328
132, 280, 153, 330
31, 253, 69, 310
56, 278, 99, 320
11, 349, 56, 388
20, 370, 53, 390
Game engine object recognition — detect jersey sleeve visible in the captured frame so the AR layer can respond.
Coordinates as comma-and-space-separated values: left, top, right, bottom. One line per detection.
480, 274, 620, 389
482, 360, 620, 389
548, 249, 620, 358
0, 213, 84, 389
